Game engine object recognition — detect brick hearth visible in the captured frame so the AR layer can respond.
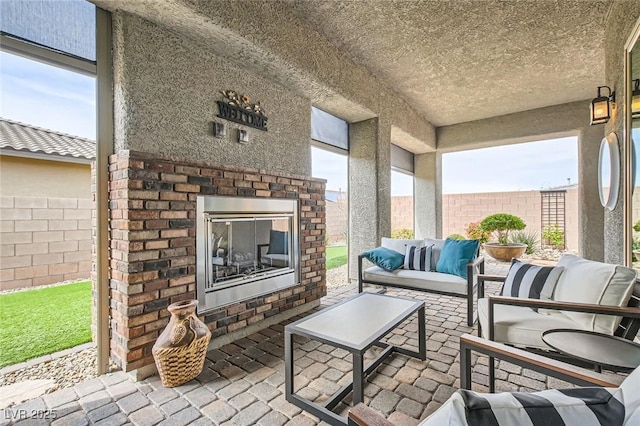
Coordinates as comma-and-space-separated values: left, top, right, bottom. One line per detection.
104, 150, 326, 372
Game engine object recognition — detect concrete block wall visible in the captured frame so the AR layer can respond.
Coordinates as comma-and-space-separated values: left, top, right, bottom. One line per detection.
325, 198, 348, 244
391, 195, 414, 232
0, 196, 92, 290
442, 189, 579, 250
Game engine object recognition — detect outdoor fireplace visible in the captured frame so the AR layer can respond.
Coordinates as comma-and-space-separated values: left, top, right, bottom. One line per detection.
196, 196, 300, 312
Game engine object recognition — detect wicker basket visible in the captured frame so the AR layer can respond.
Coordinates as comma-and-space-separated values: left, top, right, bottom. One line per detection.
153, 332, 211, 387
152, 300, 212, 388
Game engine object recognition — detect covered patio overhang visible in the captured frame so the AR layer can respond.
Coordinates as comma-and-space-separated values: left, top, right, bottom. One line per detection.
82, 0, 640, 376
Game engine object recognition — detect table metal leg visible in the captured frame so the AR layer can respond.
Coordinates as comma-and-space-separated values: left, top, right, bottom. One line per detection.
284, 330, 294, 398
418, 306, 426, 360
353, 353, 364, 405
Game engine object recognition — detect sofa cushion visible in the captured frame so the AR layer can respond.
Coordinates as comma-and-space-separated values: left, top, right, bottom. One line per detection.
381, 237, 424, 255
404, 244, 432, 271
362, 247, 404, 272
436, 238, 479, 279
425, 238, 446, 271
364, 266, 468, 295
478, 298, 587, 349
267, 230, 288, 255
554, 254, 636, 334
501, 260, 564, 300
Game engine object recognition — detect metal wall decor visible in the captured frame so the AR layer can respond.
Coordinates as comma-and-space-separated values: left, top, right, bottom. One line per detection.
217, 90, 268, 131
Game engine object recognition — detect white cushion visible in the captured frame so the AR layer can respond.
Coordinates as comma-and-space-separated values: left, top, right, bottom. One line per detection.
363, 266, 468, 295
621, 366, 640, 425
381, 237, 424, 255
478, 298, 587, 349
554, 254, 636, 334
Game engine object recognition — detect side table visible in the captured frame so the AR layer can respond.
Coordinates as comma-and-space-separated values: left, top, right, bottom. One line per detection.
542, 329, 640, 372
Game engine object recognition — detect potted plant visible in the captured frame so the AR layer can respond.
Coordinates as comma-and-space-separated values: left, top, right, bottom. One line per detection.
480, 213, 527, 262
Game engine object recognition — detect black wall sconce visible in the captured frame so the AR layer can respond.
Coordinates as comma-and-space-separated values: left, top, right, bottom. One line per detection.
632, 79, 640, 120
590, 86, 615, 125
213, 122, 226, 138
238, 129, 249, 144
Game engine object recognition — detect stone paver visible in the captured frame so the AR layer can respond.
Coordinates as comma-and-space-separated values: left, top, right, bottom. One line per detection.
2, 271, 600, 425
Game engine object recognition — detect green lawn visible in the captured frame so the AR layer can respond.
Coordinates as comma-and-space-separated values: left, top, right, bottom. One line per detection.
326, 245, 347, 269
0, 281, 92, 368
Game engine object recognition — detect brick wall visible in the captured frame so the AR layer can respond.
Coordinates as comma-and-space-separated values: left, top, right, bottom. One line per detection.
0, 196, 92, 290
106, 150, 326, 372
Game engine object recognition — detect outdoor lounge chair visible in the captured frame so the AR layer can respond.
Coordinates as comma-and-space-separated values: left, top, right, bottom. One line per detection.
476, 255, 640, 392
348, 334, 640, 426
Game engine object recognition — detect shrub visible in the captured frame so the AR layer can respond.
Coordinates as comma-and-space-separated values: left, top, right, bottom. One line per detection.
391, 228, 414, 239
480, 213, 526, 245
510, 230, 539, 255
465, 221, 491, 244
447, 233, 465, 240
542, 224, 564, 249
634, 220, 640, 233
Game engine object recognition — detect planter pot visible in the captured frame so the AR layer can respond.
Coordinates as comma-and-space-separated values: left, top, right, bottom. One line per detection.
482, 243, 527, 262
152, 300, 211, 387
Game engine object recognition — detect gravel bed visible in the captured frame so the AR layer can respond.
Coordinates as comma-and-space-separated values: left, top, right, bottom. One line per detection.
0, 346, 119, 396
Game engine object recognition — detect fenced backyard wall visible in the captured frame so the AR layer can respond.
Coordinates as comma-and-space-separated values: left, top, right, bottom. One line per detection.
0, 196, 92, 290
442, 188, 578, 249
325, 188, 579, 250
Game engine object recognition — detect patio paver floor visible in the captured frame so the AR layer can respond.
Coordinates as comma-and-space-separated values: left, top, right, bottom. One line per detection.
0, 263, 587, 425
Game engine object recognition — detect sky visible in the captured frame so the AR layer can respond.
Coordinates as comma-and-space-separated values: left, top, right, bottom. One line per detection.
1, 50, 578, 196
0, 51, 96, 139
312, 137, 578, 196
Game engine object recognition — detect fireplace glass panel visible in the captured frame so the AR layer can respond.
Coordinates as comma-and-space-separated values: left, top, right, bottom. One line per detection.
205, 215, 293, 291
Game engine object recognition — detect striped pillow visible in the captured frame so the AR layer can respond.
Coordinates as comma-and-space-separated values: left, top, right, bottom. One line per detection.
404, 245, 432, 271
456, 387, 624, 426
501, 260, 564, 300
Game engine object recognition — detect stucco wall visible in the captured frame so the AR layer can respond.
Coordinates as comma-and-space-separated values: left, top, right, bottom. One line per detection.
112, 12, 311, 176
604, 5, 640, 264
0, 156, 91, 198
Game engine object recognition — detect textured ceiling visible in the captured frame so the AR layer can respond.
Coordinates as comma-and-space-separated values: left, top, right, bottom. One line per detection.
282, 0, 612, 126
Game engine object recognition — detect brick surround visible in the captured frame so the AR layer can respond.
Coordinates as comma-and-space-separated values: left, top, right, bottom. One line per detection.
106, 150, 326, 372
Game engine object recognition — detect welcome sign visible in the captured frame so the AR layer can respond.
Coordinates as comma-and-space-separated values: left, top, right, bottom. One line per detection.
217, 90, 268, 131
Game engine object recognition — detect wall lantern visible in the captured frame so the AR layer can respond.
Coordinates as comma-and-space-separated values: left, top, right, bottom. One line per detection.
632, 79, 640, 120
590, 86, 615, 125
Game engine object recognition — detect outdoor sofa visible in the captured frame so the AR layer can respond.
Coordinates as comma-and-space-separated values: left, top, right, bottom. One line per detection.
358, 237, 484, 326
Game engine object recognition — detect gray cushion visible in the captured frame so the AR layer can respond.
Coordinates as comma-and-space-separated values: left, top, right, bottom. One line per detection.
477, 297, 586, 350
363, 266, 468, 295
424, 238, 446, 271
381, 237, 424, 255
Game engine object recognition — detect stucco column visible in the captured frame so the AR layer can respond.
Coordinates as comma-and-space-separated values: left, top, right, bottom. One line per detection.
414, 152, 441, 239
348, 118, 391, 280
579, 125, 605, 261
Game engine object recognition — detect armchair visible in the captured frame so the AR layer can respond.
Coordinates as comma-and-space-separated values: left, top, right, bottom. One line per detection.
476, 255, 640, 391
349, 334, 639, 426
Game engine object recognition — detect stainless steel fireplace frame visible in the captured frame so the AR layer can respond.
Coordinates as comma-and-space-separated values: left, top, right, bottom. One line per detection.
196, 196, 300, 314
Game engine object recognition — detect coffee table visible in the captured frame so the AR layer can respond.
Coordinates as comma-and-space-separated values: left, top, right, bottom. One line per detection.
542, 328, 640, 372
285, 292, 426, 425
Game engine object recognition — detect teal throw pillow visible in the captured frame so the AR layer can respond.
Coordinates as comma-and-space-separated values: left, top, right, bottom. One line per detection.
363, 247, 404, 272
435, 238, 479, 279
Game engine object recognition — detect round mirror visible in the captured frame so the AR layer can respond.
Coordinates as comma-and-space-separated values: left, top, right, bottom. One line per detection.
598, 132, 619, 210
